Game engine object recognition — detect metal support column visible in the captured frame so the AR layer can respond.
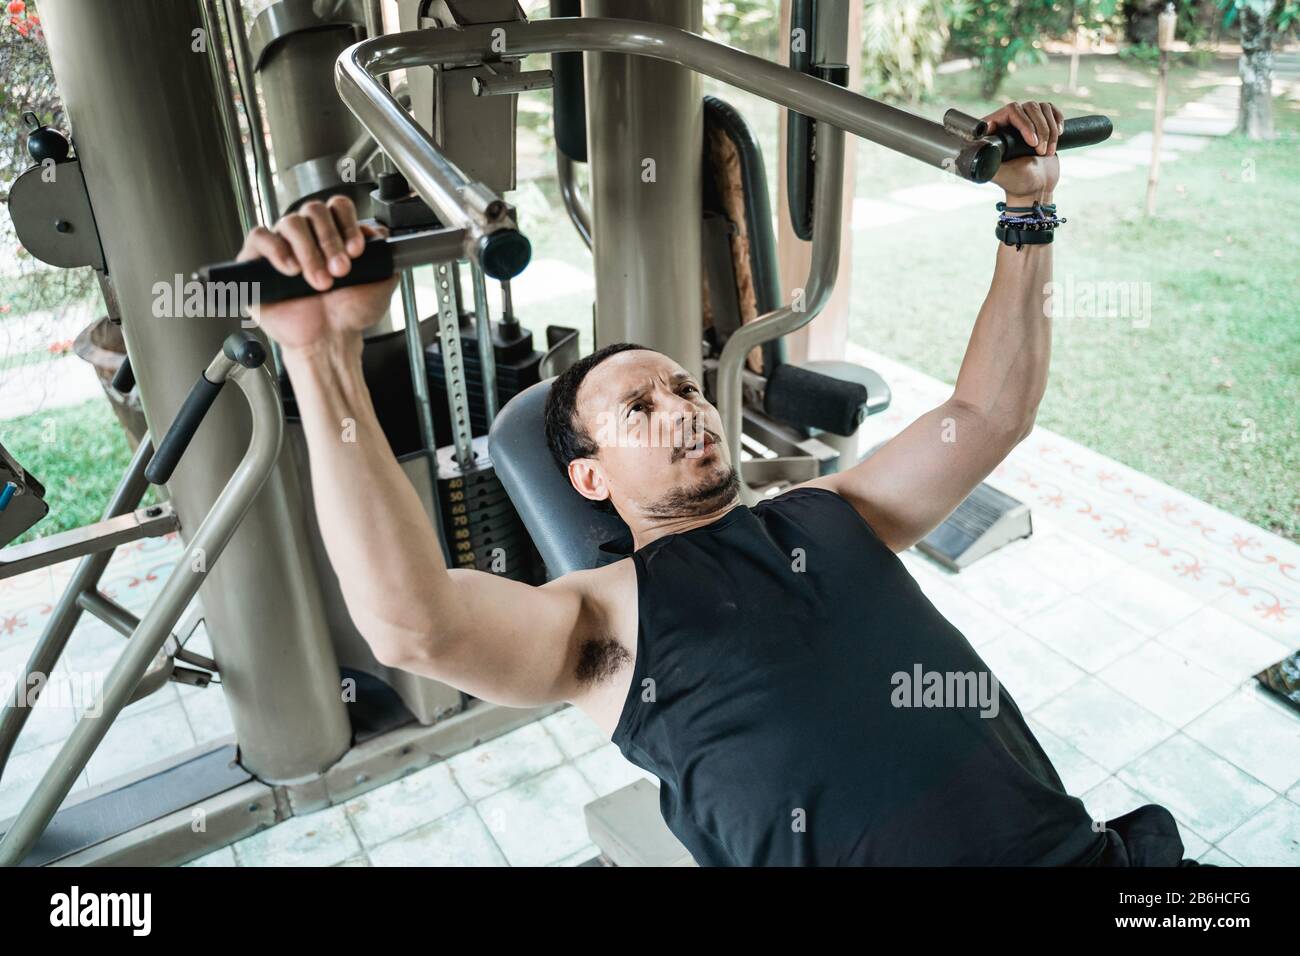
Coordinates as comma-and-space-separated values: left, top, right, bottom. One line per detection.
39, 0, 351, 782
581, 0, 703, 379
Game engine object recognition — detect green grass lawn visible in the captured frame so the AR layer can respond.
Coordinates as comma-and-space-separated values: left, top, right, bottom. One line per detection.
845, 55, 1300, 544
2, 399, 149, 545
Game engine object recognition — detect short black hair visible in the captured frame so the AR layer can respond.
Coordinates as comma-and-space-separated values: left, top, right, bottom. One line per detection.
544, 342, 656, 512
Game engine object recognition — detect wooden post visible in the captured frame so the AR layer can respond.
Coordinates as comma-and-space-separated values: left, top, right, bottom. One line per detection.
1145, 3, 1178, 216
1068, 17, 1084, 93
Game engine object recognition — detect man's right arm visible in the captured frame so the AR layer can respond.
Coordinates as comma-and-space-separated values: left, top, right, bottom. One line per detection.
245, 199, 598, 708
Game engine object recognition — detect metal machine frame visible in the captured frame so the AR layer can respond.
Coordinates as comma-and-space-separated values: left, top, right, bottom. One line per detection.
0, 335, 283, 864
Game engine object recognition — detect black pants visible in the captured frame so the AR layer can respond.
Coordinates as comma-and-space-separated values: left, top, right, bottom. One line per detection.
1092, 804, 1211, 866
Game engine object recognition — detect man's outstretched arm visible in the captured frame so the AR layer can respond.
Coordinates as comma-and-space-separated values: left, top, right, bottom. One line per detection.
241, 197, 598, 707
805, 100, 1064, 552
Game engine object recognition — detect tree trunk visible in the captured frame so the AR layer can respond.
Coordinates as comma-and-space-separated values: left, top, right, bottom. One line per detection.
980, 64, 1002, 100
1238, 2, 1275, 140
1125, 0, 1164, 44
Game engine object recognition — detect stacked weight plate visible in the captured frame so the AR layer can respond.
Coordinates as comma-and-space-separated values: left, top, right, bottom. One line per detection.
425, 318, 543, 441
436, 436, 540, 584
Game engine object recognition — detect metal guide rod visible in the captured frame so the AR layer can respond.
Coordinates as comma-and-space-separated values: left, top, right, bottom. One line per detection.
363, 0, 383, 40
469, 262, 499, 425
223, 0, 278, 224
451, 261, 465, 313
398, 267, 452, 567
399, 270, 438, 458
501, 279, 514, 319
200, 0, 257, 234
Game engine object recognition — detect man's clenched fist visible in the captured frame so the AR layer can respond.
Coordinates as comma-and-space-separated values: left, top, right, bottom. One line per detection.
238, 195, 397, 352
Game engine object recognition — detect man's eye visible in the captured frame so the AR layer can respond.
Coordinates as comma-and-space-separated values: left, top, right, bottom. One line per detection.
628, 402, 646, 417
681, 384, 698, 395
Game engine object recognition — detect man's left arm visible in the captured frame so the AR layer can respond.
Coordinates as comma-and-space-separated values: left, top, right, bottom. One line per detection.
803, 100, 1064, 553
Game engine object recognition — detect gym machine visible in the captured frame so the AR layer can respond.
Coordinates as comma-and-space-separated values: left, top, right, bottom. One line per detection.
1, 0, 561, 867
0, 334, 279, 866
1, 0, 1112, 865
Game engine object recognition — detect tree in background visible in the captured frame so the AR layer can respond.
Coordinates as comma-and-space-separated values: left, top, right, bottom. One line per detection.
1126, 0, 1220, 44
1126, 0, 1173, 40
704, 0, 781, 58
1219, 0, 1298, 138
947, 0, 1074, 98
703, 0, 954, 105
1065, 0, 1122, 90
861, 0, 951, 102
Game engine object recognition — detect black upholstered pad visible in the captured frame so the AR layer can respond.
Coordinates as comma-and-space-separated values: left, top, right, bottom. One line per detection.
488, 379, 631, 579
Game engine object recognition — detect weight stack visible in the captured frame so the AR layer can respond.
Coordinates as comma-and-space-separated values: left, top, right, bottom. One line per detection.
437, 435, 542, 585
425, 316, 544, 444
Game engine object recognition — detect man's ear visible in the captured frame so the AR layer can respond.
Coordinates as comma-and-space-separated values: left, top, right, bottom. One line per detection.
567, 458, 610, 506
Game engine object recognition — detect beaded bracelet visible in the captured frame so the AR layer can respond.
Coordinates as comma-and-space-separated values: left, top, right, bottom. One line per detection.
995, 201, 1066, 250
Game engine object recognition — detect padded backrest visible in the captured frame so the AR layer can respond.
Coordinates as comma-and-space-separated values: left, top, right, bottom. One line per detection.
702, 95, 785, 376
488, 379, 630, 579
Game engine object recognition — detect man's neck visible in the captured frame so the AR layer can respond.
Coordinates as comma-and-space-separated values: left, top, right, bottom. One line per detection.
626, 497, 743, 552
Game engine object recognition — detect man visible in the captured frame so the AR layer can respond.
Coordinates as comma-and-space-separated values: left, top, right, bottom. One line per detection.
239, 101, 1187, 866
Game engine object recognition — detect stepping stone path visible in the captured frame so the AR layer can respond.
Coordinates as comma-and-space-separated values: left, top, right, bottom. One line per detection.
1164, 81, 1241, 136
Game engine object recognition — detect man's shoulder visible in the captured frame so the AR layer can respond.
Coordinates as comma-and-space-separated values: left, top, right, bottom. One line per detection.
760, 478, 851, 510
764, 477, 890, 543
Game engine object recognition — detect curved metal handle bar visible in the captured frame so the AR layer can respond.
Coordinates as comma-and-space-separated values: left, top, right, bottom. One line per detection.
557, 153, 592, 250
0, 353, 283, 866
335, 18, 996, 246
338, 33, 513, 269
718, 125, 846, 506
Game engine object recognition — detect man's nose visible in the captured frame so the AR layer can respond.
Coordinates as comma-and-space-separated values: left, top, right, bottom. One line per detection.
662, 395, 695, 430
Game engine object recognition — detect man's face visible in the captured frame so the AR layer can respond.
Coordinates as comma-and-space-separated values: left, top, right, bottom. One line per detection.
569, 349, 738, 519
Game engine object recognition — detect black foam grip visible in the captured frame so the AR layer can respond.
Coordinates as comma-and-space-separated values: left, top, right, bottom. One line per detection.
111, 356, 134, 395
764, 363, 869, 437
550, 0, 587, 162
998, 114, 1113, 162
145, 375, 224, 485
197, 237, 395, 306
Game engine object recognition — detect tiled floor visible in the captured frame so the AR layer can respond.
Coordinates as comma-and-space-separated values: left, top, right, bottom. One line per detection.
181, 709, 648, 869
2, 339, 1296, 867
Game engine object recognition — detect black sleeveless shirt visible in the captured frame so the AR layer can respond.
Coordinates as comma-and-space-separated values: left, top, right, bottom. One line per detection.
604, 486, 1106, 866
